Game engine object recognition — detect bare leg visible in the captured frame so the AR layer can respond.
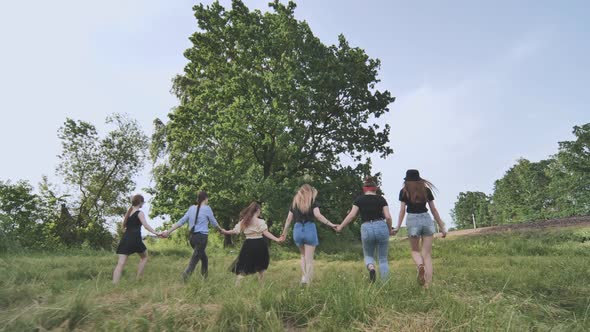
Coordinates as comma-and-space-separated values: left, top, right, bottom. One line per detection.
409, 237, 424, 267
298, 246, 306, 283
304, 245, 316, 284
136, 251, 148, 280
112, 255, 128, 284
235, 274, 245, 286
421, 236, 434, 286
258, 270, 265, 283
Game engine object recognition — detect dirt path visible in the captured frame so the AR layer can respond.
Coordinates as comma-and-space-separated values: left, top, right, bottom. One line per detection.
441, 215, 590, 238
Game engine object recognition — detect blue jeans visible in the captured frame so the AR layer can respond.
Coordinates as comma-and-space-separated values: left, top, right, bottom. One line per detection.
406, 213, 436, 237
360, 220, 389, 279
293, 222, 319, 247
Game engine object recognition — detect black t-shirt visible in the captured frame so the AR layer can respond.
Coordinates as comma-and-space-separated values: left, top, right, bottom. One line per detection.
353, 195, 388, 222
290, 201, 320, 223
399, 188, 434, 214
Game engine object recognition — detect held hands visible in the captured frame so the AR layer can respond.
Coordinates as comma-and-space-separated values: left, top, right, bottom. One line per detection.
440, 229, 447, 238
389, 228, 397, 236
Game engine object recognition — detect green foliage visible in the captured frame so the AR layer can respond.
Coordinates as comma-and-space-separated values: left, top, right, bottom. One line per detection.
0, 180, 43, 251
55, 114, 149, 248
1, 114, 149, 251
454, 122, 590, 227
150, 0, 394, 246
491, 158, 553, 224
546, 123, 590, 217
451, 191, 492, 229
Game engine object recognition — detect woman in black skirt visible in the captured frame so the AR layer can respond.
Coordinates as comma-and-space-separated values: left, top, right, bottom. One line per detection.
112, 194, 161, 283
220, 202, 283, 284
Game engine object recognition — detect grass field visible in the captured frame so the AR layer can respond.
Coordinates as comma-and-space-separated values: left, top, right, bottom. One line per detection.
1, 226, 590, 331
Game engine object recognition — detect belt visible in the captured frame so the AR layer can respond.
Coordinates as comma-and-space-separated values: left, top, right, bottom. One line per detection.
362, 218, 385, 224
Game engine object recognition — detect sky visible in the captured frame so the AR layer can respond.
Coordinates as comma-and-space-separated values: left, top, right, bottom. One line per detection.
1, 0, 589, 231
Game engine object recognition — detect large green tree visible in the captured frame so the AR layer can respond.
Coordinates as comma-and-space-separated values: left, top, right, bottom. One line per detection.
451, 191, 492, 230
491, 158, 553, 224
150, 0, 394, 244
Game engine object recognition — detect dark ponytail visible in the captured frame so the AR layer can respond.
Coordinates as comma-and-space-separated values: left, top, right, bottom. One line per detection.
195, 191, 208, 217
123, 194, 145, 228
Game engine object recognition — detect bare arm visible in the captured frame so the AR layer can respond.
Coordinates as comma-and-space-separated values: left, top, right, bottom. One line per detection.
164, 208, 190, 236
428, 201, 447, 237
138, 212, 159, 236
383, 206, 393, 234
263, 230, 282, 242
281, 211, 294, 237
396, 202, 406, 230
313, 207, 336, 228
336, 205, 359, 232
220, 221, 242, 235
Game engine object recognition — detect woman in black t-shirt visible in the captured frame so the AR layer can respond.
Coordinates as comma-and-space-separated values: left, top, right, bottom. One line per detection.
394, 170, 447, 288
336, 177, 393, 282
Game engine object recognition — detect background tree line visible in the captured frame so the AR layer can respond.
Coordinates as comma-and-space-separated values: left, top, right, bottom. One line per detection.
452, 123, 590, 229
0, 115, 147, 252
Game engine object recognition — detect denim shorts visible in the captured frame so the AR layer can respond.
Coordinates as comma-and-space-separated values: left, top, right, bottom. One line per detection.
406, 213, 436, 237
293, 222, 319, 247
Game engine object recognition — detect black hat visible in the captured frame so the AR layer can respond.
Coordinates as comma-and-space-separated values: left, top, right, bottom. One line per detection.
404, 169, 422, 181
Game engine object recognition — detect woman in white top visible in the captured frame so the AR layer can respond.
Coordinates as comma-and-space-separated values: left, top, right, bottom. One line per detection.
221, 202, 283, 283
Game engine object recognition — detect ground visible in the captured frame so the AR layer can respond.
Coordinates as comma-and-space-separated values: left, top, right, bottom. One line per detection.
1, 221, 589, 331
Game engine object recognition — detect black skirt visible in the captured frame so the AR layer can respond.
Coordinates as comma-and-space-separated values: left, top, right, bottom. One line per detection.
229, 238, 270, 275
116, 232, 147, 255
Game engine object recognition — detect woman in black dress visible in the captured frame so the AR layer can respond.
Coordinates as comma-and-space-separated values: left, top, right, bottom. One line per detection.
112, 194, 161, 283
220, 202, 283, 284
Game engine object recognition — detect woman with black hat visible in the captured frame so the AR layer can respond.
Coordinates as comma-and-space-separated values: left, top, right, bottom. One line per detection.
336, 177, 394, 282
395, 169, 447, 288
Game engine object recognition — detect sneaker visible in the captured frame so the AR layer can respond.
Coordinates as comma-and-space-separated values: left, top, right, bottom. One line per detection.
369, 269, 376, 283
300, 276, 308, 286
417, 265, 426, 286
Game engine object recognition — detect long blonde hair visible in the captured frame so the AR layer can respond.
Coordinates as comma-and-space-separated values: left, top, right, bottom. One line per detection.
291, 184, 318, 213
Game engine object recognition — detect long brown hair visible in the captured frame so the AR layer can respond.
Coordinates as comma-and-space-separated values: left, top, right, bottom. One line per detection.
123, 194, 144, 228
402, 179, 437, 203
195, 191, 208, 217
239, 202, 261, 230
291, 184, 318, 213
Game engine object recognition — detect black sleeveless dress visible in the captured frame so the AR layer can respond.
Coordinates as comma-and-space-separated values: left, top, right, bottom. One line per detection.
116, 211, 147, 255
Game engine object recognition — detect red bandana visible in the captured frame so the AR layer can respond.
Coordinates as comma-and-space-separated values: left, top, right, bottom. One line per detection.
363, 186, 378, 193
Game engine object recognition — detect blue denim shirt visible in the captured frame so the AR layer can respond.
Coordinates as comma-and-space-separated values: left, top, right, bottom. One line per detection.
175, 205, 219, 234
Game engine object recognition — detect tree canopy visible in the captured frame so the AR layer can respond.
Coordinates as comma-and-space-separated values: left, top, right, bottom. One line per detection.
150, 0, 395, 243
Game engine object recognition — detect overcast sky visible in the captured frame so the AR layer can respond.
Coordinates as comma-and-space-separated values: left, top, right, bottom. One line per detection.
1, 0, 588, 230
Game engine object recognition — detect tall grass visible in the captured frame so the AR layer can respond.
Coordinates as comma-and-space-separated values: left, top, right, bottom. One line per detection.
1, 226, 589, 331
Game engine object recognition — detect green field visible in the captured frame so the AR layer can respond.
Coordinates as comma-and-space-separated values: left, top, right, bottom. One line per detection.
1, 226, 590, 331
